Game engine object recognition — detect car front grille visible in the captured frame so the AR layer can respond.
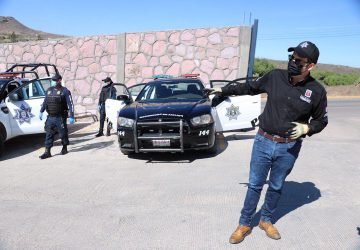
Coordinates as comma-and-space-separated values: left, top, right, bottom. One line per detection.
134, 118, 188, 152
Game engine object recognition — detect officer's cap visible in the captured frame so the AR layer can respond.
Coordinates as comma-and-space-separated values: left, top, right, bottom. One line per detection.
288, 41, 319, 64
102, 77, 113, 83
52, 74, 62, 81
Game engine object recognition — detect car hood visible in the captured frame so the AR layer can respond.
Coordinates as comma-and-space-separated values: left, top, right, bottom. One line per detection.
133, 100, 210, 120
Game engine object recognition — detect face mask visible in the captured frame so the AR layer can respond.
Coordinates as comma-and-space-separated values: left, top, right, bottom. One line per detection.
287, 59, 303, 77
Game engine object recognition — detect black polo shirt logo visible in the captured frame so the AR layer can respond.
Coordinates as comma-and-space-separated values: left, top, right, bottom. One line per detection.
300, 89, 312, 103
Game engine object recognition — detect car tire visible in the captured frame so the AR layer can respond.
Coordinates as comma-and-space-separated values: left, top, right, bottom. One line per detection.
208, 135, 217, 154
0, 135, 4, 157
121, 149, 133, 155
106, 122, 112, 136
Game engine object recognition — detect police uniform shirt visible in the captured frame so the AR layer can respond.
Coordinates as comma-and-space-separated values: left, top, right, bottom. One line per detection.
221, 69, 328, 137
40, 86, 74, 118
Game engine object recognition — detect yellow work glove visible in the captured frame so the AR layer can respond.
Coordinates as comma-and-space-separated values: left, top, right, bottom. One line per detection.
288, 122, 309, 139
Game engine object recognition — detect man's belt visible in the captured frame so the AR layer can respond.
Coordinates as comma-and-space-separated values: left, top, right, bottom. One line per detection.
258, 128, 296, 143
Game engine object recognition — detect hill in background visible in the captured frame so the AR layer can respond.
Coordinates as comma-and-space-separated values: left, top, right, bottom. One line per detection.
265, 59, 360, 74
0, 16, 66, 43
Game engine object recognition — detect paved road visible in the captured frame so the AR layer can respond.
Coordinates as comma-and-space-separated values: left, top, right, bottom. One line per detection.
0, 99, 359, 249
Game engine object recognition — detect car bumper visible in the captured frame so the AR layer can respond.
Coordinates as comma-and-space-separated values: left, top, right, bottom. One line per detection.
118, 120, 215, 153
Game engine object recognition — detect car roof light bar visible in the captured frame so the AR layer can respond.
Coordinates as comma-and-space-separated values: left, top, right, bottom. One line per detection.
153, 74, 174, 79
182, 73, 200, 78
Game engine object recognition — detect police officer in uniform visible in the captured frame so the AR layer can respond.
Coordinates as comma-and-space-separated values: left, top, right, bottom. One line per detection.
208, 41, 328, 243
95, 77, 116, 137
39, 74, 75, 159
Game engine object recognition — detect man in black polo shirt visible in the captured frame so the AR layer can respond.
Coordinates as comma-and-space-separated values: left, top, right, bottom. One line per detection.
209, 41, 328, 243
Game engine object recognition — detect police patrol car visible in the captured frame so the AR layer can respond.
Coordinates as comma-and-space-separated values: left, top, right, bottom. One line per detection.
0, 64, 58, 156
104, 74, 261, 155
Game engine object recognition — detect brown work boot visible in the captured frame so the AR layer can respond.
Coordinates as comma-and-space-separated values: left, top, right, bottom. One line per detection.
259, 220, 281, 240
229, 225, 252, 244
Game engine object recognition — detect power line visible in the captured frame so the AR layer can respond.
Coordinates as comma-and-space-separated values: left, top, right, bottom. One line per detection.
258, 25, 360, 40
259, 33, 360, 40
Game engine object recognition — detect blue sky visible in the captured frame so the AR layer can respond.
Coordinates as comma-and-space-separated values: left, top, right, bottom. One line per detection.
1, 0, 359, 67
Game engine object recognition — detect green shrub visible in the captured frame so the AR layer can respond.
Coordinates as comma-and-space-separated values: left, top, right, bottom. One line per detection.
312, 70, 360, 86
253, 58, 359, 86
254, 59, 275, 77
9, 32, 17, 42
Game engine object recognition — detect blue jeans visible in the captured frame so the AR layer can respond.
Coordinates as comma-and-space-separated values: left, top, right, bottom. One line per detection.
239, 133, 302, 226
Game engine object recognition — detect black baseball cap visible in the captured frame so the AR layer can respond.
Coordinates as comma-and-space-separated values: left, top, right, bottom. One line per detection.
288, 41, 319, 64
102, 77, 113, 83
52, 74, 62, 81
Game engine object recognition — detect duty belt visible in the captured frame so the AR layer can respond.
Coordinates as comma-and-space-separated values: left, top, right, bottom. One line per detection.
258, 128, 296, 143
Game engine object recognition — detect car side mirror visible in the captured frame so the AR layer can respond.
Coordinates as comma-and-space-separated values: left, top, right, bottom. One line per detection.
9, 93, 19, 102
116, 94, 130, 101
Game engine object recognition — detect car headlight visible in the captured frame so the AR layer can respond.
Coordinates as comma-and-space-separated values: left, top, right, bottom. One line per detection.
118, 117, 134, 127
190, 114, 212, 126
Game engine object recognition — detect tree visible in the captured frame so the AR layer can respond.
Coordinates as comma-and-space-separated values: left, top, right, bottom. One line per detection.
9, 32, 17, 42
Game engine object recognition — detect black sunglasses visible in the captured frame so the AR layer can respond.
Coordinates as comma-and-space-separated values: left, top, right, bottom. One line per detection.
288, 54, 310, 67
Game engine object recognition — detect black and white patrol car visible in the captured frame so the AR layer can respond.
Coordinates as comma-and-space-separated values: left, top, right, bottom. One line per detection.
104, 74, 261, 155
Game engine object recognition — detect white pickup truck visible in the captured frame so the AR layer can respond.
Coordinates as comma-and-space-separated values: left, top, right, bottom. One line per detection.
0, 63, 63, 156
0, 64, 61, 156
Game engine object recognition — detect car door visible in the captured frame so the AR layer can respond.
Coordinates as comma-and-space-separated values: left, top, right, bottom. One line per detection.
105, 83, 131, 131
5, 79, 47, 137
209, 77, 261, 132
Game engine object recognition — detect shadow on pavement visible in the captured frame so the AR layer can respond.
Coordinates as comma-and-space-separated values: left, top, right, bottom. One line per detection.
246, 181, 321, 226
273, 181, 321, 223
1, 122, 93, 161
128, 151, 209, 163
53, 132, 97, 146
69, 141, 114, 152
128, 133, 228, 163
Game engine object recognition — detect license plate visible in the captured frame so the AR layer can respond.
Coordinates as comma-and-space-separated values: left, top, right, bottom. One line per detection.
152, 139, 170, 147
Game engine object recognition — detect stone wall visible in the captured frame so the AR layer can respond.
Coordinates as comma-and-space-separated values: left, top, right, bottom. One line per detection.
0, 25, 252, 116
124, 27, 242, 85
0, 36, 117, 116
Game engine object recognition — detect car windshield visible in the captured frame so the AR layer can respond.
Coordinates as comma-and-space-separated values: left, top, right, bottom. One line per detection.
128, 84, 145, 98
136, 80, 204, 101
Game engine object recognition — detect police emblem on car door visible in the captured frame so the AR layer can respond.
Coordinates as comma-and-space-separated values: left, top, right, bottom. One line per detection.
209, 77, 261, 132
